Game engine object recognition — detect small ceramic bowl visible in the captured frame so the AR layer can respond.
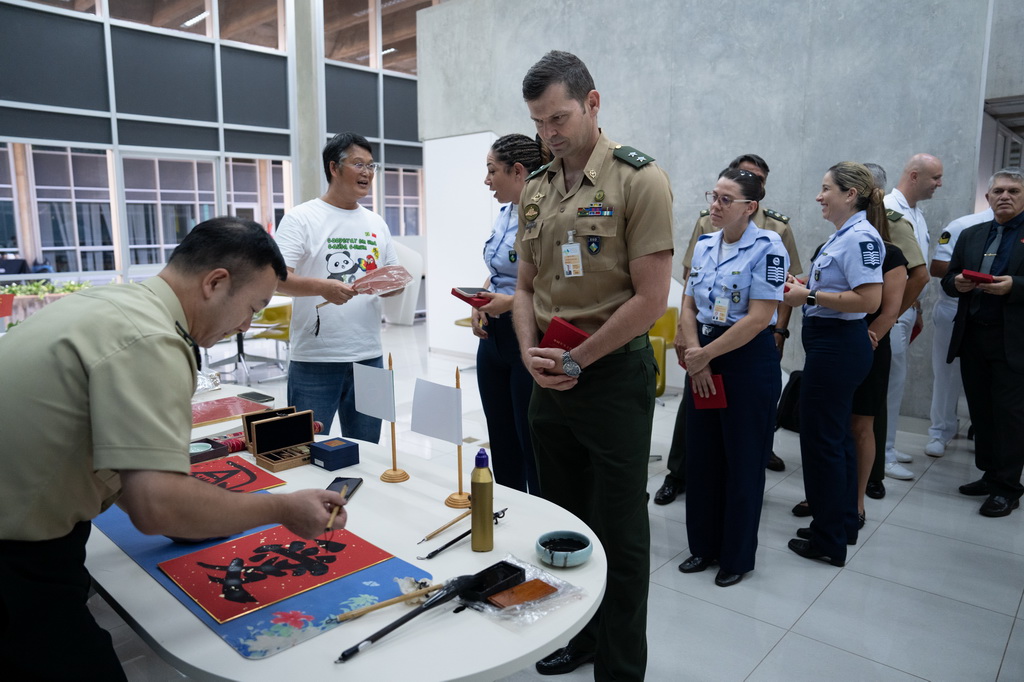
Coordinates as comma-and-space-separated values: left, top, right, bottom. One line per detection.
189, 442, 213, 454
536, 530, 593, 568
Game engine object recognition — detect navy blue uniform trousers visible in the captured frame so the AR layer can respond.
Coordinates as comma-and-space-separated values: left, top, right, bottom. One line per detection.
685, 327, 780, 574
529, 338, 655, 681
476, 313, 539, 494
800, 317, 873, 561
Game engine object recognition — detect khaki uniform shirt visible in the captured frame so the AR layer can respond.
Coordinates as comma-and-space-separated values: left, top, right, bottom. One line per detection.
886, 209, 926, 270
516, 132, 674, 335
683, 208, 803, 276
0, 277, 196, 541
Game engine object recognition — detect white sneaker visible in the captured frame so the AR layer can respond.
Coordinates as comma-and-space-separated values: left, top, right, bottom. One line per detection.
885, 462, 915, 480
888, 448, 913, 463
924, 438, 946, 458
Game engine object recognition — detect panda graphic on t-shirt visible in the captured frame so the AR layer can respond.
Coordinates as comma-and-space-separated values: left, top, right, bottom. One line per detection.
326, 251, 361, 284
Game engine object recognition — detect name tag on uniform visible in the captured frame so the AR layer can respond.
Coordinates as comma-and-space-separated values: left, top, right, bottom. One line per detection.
712, 296, 730, 323
562, 242, 583, 277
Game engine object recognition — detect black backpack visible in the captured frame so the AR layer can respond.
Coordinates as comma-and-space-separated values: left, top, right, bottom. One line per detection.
776, 370, 801, 432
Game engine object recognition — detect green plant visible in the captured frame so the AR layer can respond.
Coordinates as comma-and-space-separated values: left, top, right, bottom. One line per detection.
0, 281, 90, 297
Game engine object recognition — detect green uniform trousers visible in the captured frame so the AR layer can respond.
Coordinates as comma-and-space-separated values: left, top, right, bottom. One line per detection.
529, 337, 655, 681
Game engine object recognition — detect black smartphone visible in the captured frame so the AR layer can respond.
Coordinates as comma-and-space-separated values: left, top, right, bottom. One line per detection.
327, 477, 363, 501
237, 390, 275, 403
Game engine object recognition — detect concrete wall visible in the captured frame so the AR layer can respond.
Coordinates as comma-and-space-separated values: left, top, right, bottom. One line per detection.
417, 0, 1011, 417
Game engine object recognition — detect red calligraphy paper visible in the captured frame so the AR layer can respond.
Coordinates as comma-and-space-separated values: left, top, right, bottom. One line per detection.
158, 526, 393, 623
190, 455, 286, 493
192, 396, 268, 427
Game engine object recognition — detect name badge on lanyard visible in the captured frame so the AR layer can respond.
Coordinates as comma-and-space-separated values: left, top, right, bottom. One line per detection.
712, 296, 730, 324
562, 229, 584, 277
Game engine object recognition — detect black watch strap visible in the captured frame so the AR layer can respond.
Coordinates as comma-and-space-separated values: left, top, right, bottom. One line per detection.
770, 327, 790, 339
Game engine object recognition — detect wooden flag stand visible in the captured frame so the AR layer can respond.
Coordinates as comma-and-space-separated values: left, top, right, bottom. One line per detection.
380, 353, 409, 483
444, 367, 470, 508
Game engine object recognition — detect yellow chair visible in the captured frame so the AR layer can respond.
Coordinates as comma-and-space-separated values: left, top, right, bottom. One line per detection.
649, 306, 679, 402
251, 301, 292, 383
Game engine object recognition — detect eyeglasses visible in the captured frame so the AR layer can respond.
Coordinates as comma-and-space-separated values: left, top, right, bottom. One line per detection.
344, 161, 382, 173
705, 191, 754, 207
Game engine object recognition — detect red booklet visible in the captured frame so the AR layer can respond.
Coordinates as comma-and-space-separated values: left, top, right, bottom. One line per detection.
539, 316, 590, 350
451, 286, 490, 308
962, 269, 994, 284
692, 374, 727, 409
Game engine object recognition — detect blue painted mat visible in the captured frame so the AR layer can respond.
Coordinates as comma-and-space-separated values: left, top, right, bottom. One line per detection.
92, 506, 431, 659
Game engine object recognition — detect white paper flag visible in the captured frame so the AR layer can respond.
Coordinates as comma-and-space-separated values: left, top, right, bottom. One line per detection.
354, 363, 396, 422
410, 378, 463, 445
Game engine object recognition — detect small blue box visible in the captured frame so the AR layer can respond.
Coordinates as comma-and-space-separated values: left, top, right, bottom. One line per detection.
310, 437, 360, 471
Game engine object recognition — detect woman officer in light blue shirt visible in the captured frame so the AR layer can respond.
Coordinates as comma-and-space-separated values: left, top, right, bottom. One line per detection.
468, 134, 549, 494
676, 168, 789, 587
783, 161, 884, 567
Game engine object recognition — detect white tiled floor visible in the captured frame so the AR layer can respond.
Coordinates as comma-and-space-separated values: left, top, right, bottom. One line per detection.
91, 322, 1024, 681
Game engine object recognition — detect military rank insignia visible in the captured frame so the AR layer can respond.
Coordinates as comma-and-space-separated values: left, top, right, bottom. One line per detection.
523, 204, 540, 221
587, 236, 601, 254
731, 291, 741, 304
766, 254, 785, 286
577, 203, 613, 217
938, 231, 951, 245
860, 241, 882, 268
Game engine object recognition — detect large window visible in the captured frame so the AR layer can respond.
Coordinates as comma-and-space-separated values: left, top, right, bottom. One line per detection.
0, 144, 16, 256
325, 0, 434, 74
383, 167, 421, 236
109, 0, 209, 37
33, 147, 113, 272
124, 157, 216, 266
227, 158, 290, 230
106, 0, 284, 49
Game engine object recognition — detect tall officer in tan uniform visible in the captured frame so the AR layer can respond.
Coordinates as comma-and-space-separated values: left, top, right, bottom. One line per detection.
513, 50, 673, 679
654, 155, 798, 507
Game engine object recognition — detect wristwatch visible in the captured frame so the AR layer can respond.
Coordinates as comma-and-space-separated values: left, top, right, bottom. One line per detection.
770, 327, 790, 339
806, 290, 818, 307
562, 351, 582, 378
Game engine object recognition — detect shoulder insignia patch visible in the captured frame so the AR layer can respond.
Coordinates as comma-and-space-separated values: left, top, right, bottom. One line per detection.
699, 208, 710, 217
886, 208, 904, 222
613, 146, 655, 168
938, 231, 951, 245
527, 162, 551, 180
764, 208, 789, 224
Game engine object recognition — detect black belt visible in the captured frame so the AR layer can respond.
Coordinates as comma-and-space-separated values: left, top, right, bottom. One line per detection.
607, 334, 650, 355
699, 323, 730, 339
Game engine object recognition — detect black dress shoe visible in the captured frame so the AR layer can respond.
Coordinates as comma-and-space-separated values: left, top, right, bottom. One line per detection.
714, 568, 743, 587
766, 452, 785, 472
654, 479, 684, 505
866, 480, 886, 499
678, 555, 717, 573
791, 500, 811, 517
796, 527, 856, 545
959, 479, 990, 496
536, 644, 596, 676
788, 538, 845, 567
979, 494, 1020, 518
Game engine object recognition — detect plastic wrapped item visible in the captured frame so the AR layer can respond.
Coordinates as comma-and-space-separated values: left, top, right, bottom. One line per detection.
352, 265, 413, 296
459, 554, 585, 629
194, 369, 221, 395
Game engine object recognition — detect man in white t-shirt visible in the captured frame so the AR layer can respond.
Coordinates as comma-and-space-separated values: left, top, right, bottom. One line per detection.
881, 153, 943, 478
924, 206, 993, 456
274, 132, 402, 442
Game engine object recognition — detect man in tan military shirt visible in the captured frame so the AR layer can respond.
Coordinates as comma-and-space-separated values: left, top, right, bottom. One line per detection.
513, 50, 673, 680
655, 155, 799, 507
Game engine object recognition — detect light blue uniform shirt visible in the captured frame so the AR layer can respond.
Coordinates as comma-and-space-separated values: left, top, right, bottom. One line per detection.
483, 203, 520, 294
686, 221, 789, 327
804, 211, 885, 319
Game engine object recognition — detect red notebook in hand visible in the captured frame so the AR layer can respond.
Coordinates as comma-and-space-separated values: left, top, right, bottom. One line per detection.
692, 374, 727, 409
962, 269, 994, 284
539, 316, 590, 351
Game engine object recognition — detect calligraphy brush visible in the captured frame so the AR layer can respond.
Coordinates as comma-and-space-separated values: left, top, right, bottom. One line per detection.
326, 485, 348, 531
336, 574, 481, 663
416, 508, 507, 560
416, 509, 472, 544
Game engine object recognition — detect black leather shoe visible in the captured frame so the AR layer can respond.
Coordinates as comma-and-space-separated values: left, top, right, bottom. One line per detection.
714, 569, 743, 587
979, 494, 1020, 518
791, 500, 811, 517
766, 452, 785, 472
678, 555, 717, 573
654, 479, 684, 505
796, 527, 856, 545
959, 479, 990, 496
866, 480, 886, 499
535, 645, 596, 676
788, 538, 845, 567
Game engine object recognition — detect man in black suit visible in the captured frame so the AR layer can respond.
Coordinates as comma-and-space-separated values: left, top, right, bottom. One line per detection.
942, 167, 1024, 517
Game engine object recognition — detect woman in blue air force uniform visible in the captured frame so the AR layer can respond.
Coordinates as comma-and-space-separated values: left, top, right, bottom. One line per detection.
676, 168, 789, 587
783, 162, 884, 567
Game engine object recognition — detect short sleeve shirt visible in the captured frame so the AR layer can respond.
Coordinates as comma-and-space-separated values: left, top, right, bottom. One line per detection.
483, 203, 520, 295
0, 277, 196, 540
804, 211, 886, 320
683, 207, 803, 276
686, 222, 789, 326
885, 211, 925, 270
515, 132, 674, 334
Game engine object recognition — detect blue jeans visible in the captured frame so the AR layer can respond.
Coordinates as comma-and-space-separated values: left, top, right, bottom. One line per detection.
287, 358, 383, 443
